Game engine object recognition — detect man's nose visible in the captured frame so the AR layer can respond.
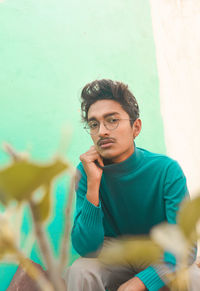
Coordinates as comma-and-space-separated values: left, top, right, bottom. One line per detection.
98, 122, 109, 136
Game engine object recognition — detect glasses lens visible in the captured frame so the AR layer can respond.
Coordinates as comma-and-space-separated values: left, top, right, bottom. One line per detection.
84, 118, 120, 135
105, 117, 119, 130
85, 121, 99, 135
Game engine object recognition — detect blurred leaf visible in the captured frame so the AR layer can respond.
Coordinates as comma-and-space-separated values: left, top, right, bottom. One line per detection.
167, 268, 189, 291
177, 196, 200, 242
31, 183, 51, 223
99, 236, 163, 267
151, 223, 187, 260
0, 159, 69, 205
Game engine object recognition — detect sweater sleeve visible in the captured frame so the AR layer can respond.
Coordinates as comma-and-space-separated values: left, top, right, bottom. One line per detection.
71, 163, 105, 257
135, 159, 193, 291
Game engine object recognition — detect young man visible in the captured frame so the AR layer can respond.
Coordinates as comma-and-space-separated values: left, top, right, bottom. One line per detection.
66, 79, 189, 291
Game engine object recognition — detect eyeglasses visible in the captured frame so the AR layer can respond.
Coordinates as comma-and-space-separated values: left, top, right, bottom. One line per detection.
84, 117, 135, 135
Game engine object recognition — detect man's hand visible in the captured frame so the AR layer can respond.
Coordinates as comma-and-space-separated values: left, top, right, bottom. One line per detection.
117, 277, 169, 291
117, 277, 147, 291
80, 146, 104, 206
80, 146, 104, 183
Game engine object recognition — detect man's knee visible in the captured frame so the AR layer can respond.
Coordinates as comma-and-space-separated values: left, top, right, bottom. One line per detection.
64, 257, 106, 291
66, 257, 102, 279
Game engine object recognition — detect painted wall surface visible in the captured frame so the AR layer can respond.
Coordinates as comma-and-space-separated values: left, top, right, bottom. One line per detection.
0, 0, 165, 289
150, 0, 200, 257
150, 0, 200, 196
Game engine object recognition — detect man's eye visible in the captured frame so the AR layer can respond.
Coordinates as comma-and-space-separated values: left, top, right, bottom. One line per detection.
89, 122, 98, 129
107, 118, 118, 123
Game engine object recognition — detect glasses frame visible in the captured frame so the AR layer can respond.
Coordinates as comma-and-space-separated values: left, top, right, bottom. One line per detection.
84, 118, 136, 135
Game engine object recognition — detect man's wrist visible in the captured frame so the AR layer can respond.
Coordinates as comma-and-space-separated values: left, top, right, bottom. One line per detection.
87, 179, 101, 188
117, 276, 147, 291
86, 194, 100, 206
86, 183, 100, 206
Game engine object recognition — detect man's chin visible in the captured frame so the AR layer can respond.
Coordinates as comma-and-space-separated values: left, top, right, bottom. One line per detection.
99, 151, 117, 165
96, 146, 118, 162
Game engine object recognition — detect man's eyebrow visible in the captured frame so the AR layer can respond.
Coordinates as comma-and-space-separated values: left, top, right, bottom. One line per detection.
88, 112, 120, 122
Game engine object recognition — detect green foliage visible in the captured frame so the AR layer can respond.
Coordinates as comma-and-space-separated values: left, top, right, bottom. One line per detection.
31, 183, 51, 223
0, 144, 74, 291
178, 196, 200, 243
0, 159, 69, 206
99, 236, 163, 266
150, 223, 187, 260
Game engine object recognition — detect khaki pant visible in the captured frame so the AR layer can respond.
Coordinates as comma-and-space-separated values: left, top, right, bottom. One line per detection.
64, 257, 200, 291
64, 257, 171, 291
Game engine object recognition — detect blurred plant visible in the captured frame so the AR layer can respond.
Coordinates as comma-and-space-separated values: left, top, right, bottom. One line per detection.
99, 195, 200, 291
0, 142, 76, 291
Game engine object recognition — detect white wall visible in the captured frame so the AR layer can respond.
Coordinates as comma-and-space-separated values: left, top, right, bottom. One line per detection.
150, 0, 200, 197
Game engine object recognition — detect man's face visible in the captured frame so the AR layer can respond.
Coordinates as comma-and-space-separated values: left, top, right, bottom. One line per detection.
87, 100, 141, 163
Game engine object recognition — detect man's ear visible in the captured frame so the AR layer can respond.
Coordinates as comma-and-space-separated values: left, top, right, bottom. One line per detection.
133, 119, 142, 139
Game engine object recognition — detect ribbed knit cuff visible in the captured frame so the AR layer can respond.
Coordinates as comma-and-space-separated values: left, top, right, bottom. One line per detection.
135, 266, 165, 291
80, 196, 103, 228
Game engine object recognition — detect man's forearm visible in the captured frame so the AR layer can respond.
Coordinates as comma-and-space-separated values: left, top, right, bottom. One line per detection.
71, 192, 104, 256
86, 181, 100, 206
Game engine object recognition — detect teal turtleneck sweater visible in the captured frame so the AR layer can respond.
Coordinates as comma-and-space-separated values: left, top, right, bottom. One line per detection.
71, 145, 189, 290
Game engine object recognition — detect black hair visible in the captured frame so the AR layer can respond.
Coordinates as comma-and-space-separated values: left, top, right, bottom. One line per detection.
81, 79, 139, 126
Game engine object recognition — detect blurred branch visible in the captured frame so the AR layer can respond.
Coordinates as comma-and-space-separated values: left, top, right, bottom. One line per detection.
29, 200, 65, 291
1, 141, 70, 290
2, 142, 28, 161
0, 212, 53, 291
59, 169, 75, 273
15, 248, 54, 291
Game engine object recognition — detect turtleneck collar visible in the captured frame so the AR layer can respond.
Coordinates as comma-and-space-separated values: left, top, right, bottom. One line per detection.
102, 143, 144, 176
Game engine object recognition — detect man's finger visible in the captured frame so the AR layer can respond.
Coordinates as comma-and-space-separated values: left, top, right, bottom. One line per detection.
97, 156, 104, 167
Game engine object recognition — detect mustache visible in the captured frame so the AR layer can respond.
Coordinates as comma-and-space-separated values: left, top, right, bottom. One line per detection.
97, 137, 116, 147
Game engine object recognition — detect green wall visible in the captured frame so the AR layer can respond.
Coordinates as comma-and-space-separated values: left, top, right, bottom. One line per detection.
0, 0, 166, 289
